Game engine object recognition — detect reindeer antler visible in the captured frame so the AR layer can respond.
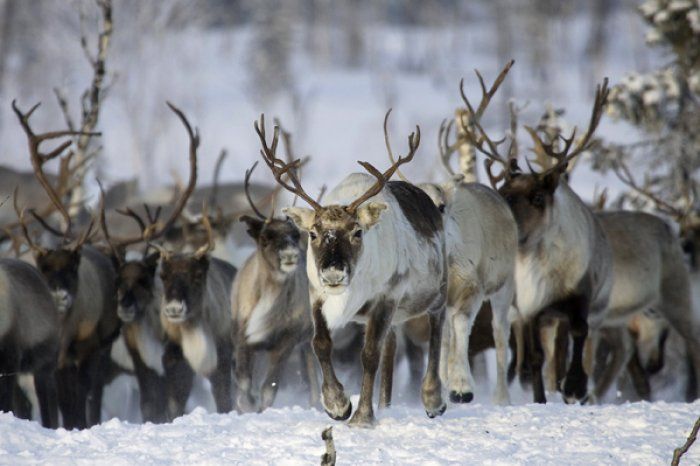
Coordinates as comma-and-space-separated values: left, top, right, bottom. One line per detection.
244, 162, 267, 220
524, 78, 609, 175
194, 203, 215, 258
255, 114, 322, 211
12, 100, 101, 238
13, 188, 47, 255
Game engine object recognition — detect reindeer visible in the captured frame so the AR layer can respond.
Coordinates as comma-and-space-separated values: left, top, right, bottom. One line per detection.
381, 63, 518, 406
96, 106, 198, 423
230, 161, 319, 412
255, 113, 446, 427
0, 257, 60, 428
460, 78, 614, 404
12, 100, 120, 428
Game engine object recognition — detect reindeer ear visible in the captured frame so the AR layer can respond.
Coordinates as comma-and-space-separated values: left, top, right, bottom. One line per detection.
282, 207, 315, 232
144, 251, 160, 272
239, 215, 265, 240
541, 171, 560, 193
357, 202, 387, 229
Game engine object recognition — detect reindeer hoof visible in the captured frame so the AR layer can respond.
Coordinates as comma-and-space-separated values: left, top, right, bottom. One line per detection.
348, 412, 376, 428
426, 403, 446, 419
449, 391, 474, 404
325, 401, 352, 421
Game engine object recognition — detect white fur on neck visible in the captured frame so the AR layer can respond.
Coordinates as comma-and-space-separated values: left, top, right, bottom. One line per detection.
515, 185, 591, 319
110, 334, 135, 371
136, 323, 165, 375
311, 173, 441, 330
245, 289, 278, 344
181, 325, 217, 375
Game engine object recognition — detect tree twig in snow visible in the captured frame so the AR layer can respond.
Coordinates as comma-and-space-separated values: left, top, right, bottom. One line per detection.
672, 415, 700, 466
320, 426, 336, 466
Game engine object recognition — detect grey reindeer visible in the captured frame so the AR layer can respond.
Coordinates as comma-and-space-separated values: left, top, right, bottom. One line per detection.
0, 256, 60, 428
256, 113, 447, 427
463, 78, 614, 404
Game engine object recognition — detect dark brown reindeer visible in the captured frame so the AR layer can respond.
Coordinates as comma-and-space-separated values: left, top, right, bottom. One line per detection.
462, 79, 614, 404
12, 100, 120, 428
0, 253, 60, 428
256, 113, 447, 427
231, 161, 319, 412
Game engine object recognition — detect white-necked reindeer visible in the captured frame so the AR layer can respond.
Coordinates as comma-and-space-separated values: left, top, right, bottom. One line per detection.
463, 79, 614, 404
255, 114, 447, 427
231, 162, 319, 412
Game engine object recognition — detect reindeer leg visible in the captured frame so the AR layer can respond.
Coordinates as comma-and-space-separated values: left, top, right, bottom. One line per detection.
348, 300, 394, 428
234, 341, 256, 413
126, 343, 167, 424
210, 341, 233, 414
83, 347, 110, 427
56, 365, 84, 429
378, 328, 397, 409
526, 315, 547, 404
447, 292, 483, 404
312, 300, 351, 421
491, 284, 513, 405
300, 343, 320, 408
592, 326, 633, 402
260, 339, 296, 411
626, 348, 651, 401
561, 297, 590, 404
404, 330, 425, 402
163, 342, 194, 420
34, 368, 59, 429
423, 306, 446, 418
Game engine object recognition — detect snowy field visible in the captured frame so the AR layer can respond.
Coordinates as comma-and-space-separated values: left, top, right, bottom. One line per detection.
0, 401, 698, 465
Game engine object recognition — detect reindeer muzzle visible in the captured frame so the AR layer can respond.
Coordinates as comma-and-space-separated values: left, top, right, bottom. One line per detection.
279, 247, 300, 273
320, 267, 349, 294
51, 289, 73, 315
163, 300, 188, 323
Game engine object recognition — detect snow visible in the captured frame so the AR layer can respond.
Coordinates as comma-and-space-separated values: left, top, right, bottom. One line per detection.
0, 401, 698, 464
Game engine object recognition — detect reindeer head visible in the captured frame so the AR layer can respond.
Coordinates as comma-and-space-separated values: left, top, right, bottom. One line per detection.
255, 112, 419, 294
628, 311, 670, 375
453, 62, 608, 247
115, 252, 160, 323
159, 209, 215, 323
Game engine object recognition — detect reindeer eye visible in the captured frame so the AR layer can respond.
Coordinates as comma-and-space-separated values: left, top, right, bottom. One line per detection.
353, 230, 363, 239
438, 204, 446, 213
309, 231, 318, 240
532, 192, 545, 208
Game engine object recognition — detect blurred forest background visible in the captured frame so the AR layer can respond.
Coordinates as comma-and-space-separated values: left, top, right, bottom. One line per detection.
0, 0, 665, 197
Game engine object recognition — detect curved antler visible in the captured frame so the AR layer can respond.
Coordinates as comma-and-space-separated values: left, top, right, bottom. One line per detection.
194, 203, 215, 258
13, 188, 47, 255
346, 109, 421, 213
12, 99, 101, 239
244, 162, 267, 220
525, 78, 610, 175
255, 114, 322, 211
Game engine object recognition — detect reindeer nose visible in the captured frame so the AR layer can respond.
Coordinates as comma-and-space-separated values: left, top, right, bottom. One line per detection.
279, 247, 299, 267
163, 300, 188, 322
118, 305, 137, 323
320, 267, 348, 287
51, 289, 72, 314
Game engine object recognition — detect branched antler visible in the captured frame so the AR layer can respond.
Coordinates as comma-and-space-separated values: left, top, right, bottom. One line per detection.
524, 78, 610, 175
12, 100, 101, 238
255, 114, 322, 211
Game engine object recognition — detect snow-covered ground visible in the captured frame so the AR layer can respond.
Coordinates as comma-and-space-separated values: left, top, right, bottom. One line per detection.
1, 401, 698, 465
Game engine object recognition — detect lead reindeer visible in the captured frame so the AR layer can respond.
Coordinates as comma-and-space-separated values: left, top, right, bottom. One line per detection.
462, 78, 614, 404
12, 100, 120, 428
256, 113, 447, 427
231, 161, 319, 412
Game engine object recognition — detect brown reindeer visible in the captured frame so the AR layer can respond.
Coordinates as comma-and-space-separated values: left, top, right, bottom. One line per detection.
461, 78, 614, 404
12, 100, 120, 428
231, 161, 319, 412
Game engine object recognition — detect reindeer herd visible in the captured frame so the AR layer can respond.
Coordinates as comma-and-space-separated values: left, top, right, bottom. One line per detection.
1, 60, 700, 431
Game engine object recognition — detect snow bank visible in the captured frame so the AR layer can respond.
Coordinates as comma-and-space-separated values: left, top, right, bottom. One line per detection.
0, 401, 698, 465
